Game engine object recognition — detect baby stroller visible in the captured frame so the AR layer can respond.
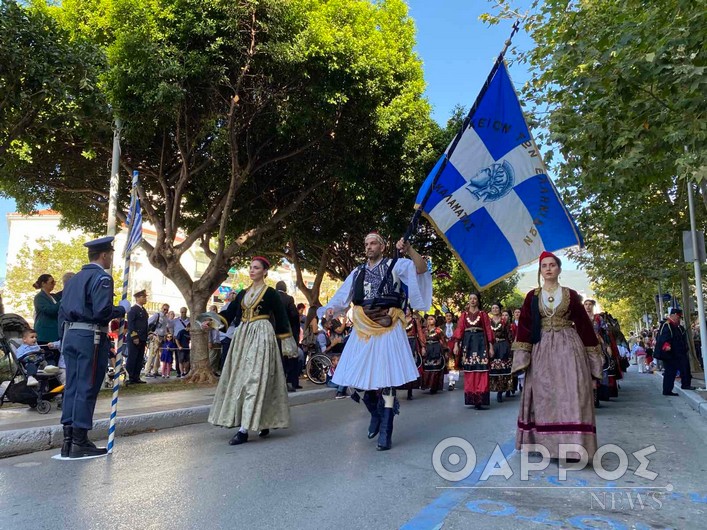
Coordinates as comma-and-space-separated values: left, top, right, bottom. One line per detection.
0, 314, 64, 414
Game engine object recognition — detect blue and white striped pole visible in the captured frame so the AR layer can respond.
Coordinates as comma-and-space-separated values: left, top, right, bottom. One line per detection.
107, 170, 139, 453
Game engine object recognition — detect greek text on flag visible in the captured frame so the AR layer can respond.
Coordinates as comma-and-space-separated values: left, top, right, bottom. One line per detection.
415, 61, 582, 289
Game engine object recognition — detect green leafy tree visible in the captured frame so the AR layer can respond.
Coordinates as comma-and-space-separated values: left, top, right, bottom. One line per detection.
432, 259, 521, 315
482, 0, 707, 320
1, 0, 432, 382
0, 0, 111, 219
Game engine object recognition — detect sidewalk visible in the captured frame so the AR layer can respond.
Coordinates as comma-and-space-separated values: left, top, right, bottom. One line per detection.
0, 374, 333, 457
651, 368, 707, 417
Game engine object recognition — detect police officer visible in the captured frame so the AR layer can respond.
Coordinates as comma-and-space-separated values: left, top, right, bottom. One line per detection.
59, 236, 131, 458
126, 289, 149, 384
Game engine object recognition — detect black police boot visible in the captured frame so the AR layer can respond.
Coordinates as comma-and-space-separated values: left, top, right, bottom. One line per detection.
363, 391, 381, 439
377, 406, 395, 451
69, 428, 107, 458
61, 425, 73, 458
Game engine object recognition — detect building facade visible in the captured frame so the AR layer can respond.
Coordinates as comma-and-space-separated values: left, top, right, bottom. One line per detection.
3, 210, 324, 319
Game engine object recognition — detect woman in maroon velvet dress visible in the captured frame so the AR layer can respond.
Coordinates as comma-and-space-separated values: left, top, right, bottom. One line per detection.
453, 293, 494, 409
421, 315, 446, 393
400, 308, 424, 400
511, 251, 603, 460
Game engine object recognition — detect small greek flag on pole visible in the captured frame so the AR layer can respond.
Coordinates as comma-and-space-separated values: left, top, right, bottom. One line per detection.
124, 170, 143, 256
108, 170, 142, 454
414, 61, 582, 289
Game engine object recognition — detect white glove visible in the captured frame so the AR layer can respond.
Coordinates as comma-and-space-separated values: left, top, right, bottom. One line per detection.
119, 299, 131, 312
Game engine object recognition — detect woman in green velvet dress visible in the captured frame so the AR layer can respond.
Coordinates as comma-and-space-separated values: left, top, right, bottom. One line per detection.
208, 257, 297, 446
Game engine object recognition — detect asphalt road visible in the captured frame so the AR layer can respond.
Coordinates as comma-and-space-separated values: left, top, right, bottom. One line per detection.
2, 369, 706, 530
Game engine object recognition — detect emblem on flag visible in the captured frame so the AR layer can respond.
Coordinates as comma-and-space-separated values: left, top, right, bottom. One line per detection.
466, 160, 515, 202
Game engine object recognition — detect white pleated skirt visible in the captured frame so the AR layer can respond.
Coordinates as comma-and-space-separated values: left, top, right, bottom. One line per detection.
332, 321, 420, 390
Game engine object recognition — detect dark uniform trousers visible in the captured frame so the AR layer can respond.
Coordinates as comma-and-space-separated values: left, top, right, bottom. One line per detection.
663, 353, 692, 394
126, 340, 146, 382
61, 330, 111, 430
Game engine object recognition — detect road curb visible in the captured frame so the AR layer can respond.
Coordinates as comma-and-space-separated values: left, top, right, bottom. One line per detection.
653, 371, 707, 417
0, 387, 334, 459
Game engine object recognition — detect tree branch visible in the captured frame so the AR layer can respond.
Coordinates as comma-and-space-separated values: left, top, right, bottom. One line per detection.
222, 180, 327, 259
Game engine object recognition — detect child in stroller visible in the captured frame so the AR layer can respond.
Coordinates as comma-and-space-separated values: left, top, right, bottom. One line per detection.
0, 314, 64, 414
16, 328, 61, 386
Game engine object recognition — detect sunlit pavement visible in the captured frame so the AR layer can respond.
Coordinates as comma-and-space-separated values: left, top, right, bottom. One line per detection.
2, 369, 706, 530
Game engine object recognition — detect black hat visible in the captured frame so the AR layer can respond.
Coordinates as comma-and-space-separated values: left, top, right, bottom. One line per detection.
670, 307, 683, 315
134, 289, 147, 298
84, 236, 115, 253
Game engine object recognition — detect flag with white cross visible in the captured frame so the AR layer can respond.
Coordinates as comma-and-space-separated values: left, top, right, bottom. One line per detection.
414, 61, 583, 289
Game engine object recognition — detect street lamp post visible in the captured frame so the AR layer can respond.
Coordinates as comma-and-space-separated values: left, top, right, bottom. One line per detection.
686, 179, 707, 384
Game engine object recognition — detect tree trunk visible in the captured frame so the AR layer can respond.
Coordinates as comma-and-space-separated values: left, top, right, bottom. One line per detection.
183, 289, 218, 384
290, 241, 328, 307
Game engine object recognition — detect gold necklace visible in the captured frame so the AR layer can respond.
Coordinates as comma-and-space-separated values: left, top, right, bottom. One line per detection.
244, 284, 266, 307
543, 285, 560, 304
540, 296, 557, 318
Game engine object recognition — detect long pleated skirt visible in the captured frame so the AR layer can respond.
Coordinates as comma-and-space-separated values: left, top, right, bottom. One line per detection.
208, 320, 290, 431
332, 321, 419, 390
489, 340, 513, 392
462, 330, 489, 406
515, 328, 597, 458
421, 341, 445, 392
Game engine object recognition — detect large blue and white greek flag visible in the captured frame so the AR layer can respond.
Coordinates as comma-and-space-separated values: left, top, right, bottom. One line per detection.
415, 62, 582, 289
124, 170, 143, 257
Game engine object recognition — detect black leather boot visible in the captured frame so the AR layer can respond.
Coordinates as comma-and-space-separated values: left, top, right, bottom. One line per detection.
363, 391, 381, 439
377, 406, 395, 451
61, 425, 73, 458
69, 428, 107, 458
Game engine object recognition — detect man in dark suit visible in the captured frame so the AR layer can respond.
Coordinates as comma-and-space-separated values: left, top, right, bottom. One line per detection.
657, 308, 695, 395
126, 290, 149, 384
276, 281, 302, 392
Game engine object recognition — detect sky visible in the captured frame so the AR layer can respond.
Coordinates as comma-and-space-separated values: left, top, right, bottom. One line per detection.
406, 0, 534, 125
0, 1, 577, 280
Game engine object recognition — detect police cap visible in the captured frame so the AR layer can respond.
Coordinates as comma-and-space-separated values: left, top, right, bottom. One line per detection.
134, 289, 147, 298
670, 307, 683, 315
84, 236, 115, 253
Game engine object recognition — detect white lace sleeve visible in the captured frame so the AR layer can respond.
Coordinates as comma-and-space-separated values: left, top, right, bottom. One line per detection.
317, 268, 358, 319
393, 258, 432, 312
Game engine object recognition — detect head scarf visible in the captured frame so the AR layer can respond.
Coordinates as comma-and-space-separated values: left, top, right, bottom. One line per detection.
364, 231, 385, 246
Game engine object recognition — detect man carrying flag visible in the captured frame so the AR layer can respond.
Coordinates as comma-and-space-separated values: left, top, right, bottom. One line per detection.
58, 237, 131, 459
318, 233, 431, 451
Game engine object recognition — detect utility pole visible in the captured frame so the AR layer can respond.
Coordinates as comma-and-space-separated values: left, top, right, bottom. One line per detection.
687, 178, 707, 383
107, 117, 122, 236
